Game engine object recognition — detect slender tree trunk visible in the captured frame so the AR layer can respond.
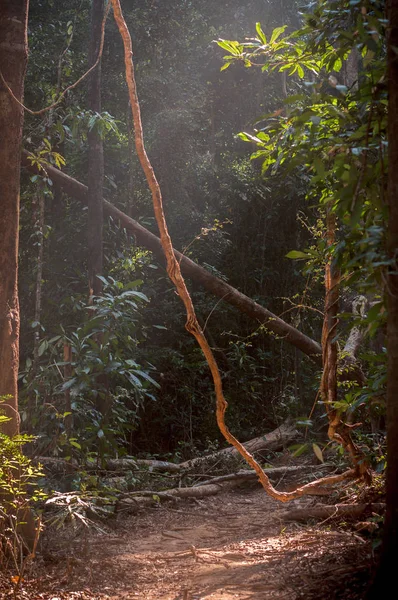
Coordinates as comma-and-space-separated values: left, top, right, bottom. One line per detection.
126, 102, 135, 217
63, 343, 73, 436
87, 0, 104, 299
0, 0, 29, 436
367, 1, 398, 594
26, 185, 45, 430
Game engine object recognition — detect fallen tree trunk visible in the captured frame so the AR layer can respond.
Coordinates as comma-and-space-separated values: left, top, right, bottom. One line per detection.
103, 464, 333, 491
37, 422, 299, 475
36, 456, 181, 473
178, 421, 299, 471
22, 151, 322, 364
282, 502, 385, 522
117, 465, 349, 511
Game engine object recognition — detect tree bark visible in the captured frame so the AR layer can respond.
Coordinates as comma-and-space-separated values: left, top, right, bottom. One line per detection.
22, 153, 323, 364
87, 0, 104, 299
0, 0, 29, 436
368, 1, 398, 594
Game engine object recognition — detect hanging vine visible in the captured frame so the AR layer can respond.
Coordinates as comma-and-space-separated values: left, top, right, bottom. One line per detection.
109, 0, 356, 502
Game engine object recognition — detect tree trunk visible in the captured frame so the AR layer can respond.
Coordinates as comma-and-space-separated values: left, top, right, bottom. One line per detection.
368, 1, 398, 594
0, 0, 29, 436
26, 185, 45, 430
22, 153, 323, 363
87, 0, 104, 299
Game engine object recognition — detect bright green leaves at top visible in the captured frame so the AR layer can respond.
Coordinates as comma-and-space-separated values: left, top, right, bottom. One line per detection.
216, 0, 388, 301
255, 22, 267, 45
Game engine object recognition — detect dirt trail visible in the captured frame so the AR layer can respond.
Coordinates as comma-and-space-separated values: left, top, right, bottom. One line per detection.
16, 486, 373, 600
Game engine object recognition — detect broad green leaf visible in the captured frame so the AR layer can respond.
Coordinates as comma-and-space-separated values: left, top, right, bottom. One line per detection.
38, 340, 48, 357
270, 25, 287, 44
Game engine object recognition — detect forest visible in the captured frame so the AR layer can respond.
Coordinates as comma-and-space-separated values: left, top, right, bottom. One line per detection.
0, 0, 397, 598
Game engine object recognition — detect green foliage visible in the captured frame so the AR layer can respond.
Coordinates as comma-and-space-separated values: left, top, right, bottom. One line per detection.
217, 1, 388, 440
20, 277, 158, 458
0, 402, 46, 581
20, 0, 323, 460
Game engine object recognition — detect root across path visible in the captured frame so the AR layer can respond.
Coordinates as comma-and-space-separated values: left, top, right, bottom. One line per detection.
3, 483, 376, 600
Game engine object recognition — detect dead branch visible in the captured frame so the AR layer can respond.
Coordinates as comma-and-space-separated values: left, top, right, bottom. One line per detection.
116, 466, 351, 511
192, 464, 334, 487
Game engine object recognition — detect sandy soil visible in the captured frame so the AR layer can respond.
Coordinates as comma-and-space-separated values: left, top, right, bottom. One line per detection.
1, 484, 374, 600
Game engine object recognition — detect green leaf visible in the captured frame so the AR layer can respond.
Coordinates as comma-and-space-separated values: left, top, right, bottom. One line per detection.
133, 370, 160, 388
69, 440, 81, 449
255, 22, 267, 45
38, 340, 48, 357
313, 157, 326, 178
289, 443, 309, 458
216, 39, 240, 55
286, 250, 310, 259
270, 25, 287, 44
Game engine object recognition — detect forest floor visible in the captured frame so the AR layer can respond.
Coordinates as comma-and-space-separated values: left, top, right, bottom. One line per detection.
0, 469, 376, 600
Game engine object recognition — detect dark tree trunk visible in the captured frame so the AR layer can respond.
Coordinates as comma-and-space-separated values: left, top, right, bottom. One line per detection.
367, 1, 398, 595
87, 0, 104, 298
0, 0, 29, 436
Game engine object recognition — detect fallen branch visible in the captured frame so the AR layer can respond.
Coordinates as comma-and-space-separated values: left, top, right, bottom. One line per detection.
101, 464, 334, 492
178, 421, 299, 471
282, 502, 385, 522
35, 421, 299, 475
117, 466, 350, 510
192, 464, 334, 487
